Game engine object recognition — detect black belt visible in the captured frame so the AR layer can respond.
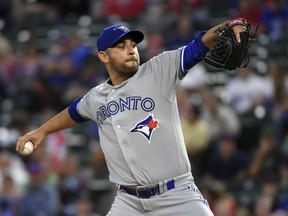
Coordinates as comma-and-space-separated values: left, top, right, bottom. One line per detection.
118, 179, 175, 199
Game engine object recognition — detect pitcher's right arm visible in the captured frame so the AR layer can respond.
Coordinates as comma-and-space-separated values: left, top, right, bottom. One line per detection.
16, 108, 80, 153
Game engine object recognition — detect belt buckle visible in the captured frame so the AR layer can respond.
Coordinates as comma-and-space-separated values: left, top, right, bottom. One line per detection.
136, 185, 157, 199
135, 187, 143, 198
136, 187, 151, 198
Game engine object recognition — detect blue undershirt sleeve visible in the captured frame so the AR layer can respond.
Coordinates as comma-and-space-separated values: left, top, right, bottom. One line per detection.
68, 98, 89, 123
180, 31, 209, 74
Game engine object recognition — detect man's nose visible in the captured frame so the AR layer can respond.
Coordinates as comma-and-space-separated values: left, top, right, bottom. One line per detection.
127, 46, 135, 55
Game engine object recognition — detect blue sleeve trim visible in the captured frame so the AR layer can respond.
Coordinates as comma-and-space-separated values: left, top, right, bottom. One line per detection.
181, 31, 209, 73
68, 98, 89, 123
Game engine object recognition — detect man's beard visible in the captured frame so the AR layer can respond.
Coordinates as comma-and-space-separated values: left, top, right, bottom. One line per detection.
110, 58, 139, 79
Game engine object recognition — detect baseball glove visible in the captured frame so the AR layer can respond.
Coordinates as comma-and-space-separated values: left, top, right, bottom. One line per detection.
203, 18, 254, 70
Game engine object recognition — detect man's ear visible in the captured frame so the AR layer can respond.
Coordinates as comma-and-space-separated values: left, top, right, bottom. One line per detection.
98, 51, 109, 63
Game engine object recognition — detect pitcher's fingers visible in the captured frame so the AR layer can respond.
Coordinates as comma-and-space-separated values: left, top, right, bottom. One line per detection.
233, 29, 241, 43
16, 136, 29, 152
234, 25, 247, 43
16, 137, 23, 152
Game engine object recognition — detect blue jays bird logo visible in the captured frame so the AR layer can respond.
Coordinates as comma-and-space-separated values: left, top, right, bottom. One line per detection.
130, 114, 159, 142
113, 25, 129, 32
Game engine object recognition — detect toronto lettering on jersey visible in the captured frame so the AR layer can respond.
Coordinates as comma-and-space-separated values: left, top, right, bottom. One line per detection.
96, 96, 155, 125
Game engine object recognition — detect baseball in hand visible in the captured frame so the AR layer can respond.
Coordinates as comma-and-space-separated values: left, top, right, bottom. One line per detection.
20, 141, 34, 156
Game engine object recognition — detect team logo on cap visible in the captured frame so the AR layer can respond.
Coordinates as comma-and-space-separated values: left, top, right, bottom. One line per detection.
113, 25, 129, 32
130, 114, 159, 143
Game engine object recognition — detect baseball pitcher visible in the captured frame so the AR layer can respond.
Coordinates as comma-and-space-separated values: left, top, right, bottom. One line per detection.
16, 18, 251, 215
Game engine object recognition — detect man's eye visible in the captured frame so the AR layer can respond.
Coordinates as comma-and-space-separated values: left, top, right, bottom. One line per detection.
118, 45, 124, 49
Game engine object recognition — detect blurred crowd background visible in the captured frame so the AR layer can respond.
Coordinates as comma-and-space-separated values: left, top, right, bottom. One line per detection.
0, 0, 288, 215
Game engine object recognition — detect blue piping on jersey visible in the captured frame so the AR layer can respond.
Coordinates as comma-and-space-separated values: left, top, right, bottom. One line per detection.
68, 98, 89, 123
180, 31, 209, 74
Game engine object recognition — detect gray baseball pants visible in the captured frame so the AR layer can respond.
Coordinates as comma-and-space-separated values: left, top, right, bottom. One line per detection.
107, 173, 214, 216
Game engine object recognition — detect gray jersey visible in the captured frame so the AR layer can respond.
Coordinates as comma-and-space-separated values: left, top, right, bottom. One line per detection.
77, 48, 191, 186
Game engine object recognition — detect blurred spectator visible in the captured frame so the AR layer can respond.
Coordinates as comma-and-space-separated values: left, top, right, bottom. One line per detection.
171, 0, 205, 13
21, 39, 42, 79
96, 0, 147, 21
205, 0, 235, 19
225, 67, 273, 115
201, 89, 240, 143
260, 0, 288, 41
67, 34, 94, 75
236, 208, 252, 216
225, 66, 273, 151
248, 128, 283, 181
0, 151, 29, 193
253, 195, 275, 216
0, 36, 11, 84
275, 101, 288, 153
278, 160, 288, 196
17, 160, 59, 216
75, 196, 101, 216
57, 0, 90, 22
0, 0, 12, 32
142, 0, 177, 36
165, 14, 196, 50
204, 132, 249, 183
252, 178, 279, 216
265, 60, 288, 147
213, 192, 237, 216
0, 174, 22, 216
233, 0, 262, 28
267, 61, 288, 119
41, 34, 97, 97
276, 161, 288, 213
271, 210, 288, 216
10, 39, 50, 113
58, 153, 88, 216
24, 0, 59, 28
39, 36, 80, 110
181, 98, 210, 176
200, 179, 238, 216
0, 35, 23, 92
42, 37, 75, 87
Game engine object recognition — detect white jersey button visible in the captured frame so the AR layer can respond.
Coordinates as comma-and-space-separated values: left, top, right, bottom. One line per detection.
117, 125, 120, 128
131, 162, 135, 166
112, 89, 116, 92
123, 143, 127, 146
110, 96, 113, 100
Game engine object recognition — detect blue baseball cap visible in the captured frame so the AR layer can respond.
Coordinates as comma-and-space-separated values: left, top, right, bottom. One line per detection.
97, 24, 144, 51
